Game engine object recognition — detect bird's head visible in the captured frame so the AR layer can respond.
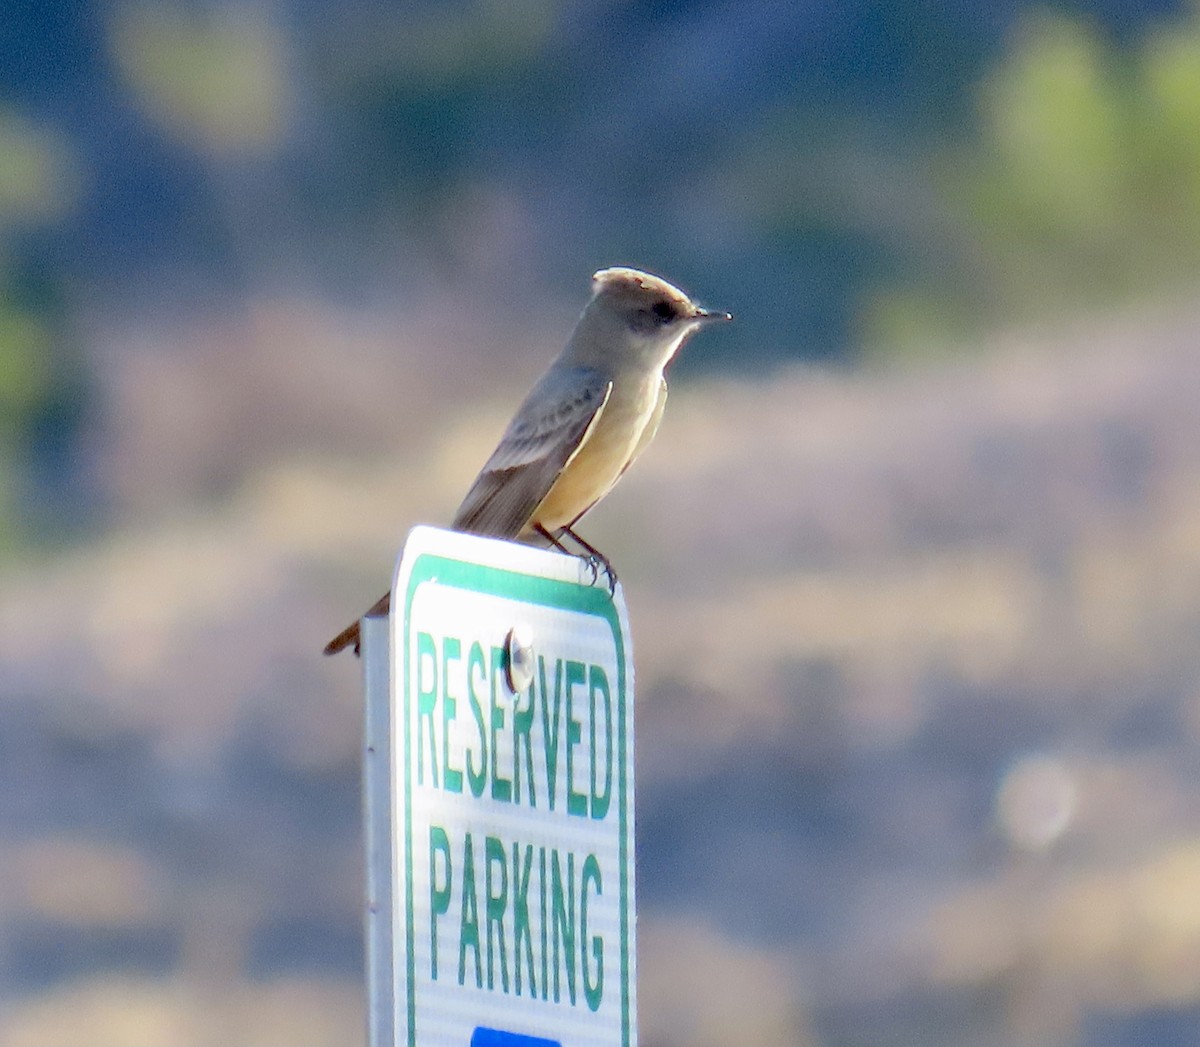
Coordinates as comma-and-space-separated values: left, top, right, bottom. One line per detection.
579, 267, 731, 367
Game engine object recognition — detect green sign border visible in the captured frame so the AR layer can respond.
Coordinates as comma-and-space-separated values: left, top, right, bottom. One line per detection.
400, 552, 632, 1047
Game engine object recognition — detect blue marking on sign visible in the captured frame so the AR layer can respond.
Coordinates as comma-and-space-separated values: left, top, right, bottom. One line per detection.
470, 1027, 562, 1047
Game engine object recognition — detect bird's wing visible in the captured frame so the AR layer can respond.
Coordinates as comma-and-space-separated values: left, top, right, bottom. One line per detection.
452, 367, 613, 538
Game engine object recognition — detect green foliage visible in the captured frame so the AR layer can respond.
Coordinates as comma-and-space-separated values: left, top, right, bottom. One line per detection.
353, 0, 558, 90
0, 112, 76, 224
0, 298, 52, 428
112, 6, 288, 153
866, 8, 1200, 354
0, 298, 51, 556
0, 110, 80, 559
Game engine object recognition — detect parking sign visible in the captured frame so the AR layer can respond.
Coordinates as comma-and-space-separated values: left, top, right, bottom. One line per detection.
364, 526, 637, 1047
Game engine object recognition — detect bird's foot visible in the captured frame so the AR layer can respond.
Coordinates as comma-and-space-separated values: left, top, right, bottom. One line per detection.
536, 524, 618, 594
584, 551, 618, 594
561, 525, 617, 594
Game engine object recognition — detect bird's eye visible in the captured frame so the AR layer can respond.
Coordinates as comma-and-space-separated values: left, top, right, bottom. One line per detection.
650, 300, 676, 323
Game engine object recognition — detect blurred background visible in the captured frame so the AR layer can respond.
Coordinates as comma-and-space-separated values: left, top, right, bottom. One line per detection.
3, 1, 1200, 1044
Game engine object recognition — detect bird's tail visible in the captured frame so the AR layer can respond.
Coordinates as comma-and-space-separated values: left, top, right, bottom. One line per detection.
324, 591, 391, 656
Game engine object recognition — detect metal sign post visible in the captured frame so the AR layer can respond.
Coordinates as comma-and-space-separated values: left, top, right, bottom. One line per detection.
363, 526, 637, 1047
362, 611, 395, 1047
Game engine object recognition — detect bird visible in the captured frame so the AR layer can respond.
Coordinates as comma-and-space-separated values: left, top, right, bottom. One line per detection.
324, 266, 730, 655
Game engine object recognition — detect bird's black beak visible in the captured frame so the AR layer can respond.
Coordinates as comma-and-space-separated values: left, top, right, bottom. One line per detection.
693, 307, 733, 323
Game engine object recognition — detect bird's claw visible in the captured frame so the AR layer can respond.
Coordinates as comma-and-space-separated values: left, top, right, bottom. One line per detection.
546, 524, 617, 595
583, 555, 599, 585
583, 553, 618, 595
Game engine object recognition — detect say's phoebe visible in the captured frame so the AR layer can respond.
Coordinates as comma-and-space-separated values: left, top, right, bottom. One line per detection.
324, 266, 730, 655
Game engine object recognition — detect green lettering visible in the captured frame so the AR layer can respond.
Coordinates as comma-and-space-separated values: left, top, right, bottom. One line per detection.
490, 646, 512, 803
485, 836, 510, 993
565, 660, 587, 817
581, 854, 603, 1011
513, 681, 536, 808
551, 849, 576, 1005
458, 833, 481, 988
428, 826, 452, 980
512, 842, 536, 997
466, 642, 488, 797
589, 665, 613, 820
442, 638, 462, 794
539, 846, 548, 1000
416, 631, 438, 787
538, 657, 563, 810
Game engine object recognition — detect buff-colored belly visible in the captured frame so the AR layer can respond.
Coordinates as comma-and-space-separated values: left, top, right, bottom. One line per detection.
531, 379, 655, 531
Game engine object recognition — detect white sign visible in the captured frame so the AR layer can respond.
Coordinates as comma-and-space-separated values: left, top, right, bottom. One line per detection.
386, 526, 637, 1047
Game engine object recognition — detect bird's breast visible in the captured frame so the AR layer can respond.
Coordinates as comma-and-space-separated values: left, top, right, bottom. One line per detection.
530, 375, 659, 531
